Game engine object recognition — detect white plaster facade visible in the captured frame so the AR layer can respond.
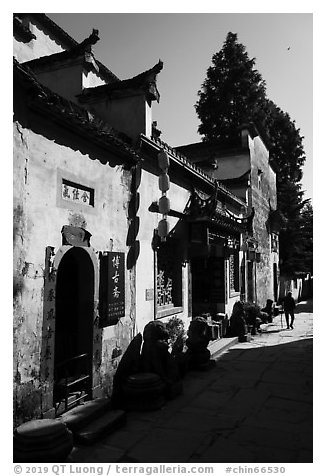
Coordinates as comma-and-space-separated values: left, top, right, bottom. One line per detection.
13, 14, 251, 425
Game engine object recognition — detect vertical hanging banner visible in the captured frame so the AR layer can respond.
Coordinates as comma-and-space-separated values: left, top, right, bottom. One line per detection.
99, 251, 125, 327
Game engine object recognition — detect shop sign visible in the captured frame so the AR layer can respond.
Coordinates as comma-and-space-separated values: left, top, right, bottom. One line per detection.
99, 252, 125, 327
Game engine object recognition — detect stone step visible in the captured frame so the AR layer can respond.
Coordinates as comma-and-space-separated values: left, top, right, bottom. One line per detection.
74, 409, 126, 445
58, 398, 113, 433
208, 337, 238, 358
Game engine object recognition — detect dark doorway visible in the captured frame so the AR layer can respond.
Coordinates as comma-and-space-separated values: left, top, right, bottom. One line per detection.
240, 257, 246, 301
273, 262, 278, 302
191, 256, 225, 317
247, 261, 254, 302
53, 247, 94, 411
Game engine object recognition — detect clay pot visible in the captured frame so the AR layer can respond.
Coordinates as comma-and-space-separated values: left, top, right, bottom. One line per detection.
122, 372, 165, 411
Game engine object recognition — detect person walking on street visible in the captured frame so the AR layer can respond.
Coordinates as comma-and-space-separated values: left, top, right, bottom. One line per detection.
283, 291, 296, 329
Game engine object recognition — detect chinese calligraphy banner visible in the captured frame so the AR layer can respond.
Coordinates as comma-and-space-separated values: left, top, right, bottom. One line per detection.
99, 252, 125, 327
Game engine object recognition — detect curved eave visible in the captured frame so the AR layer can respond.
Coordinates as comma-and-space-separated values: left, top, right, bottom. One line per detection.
188, 216, 245, 235
140, 134, 247, 209
79, 61, 163, 104
14, 59, 139, 165
24, 13, 119, 82
13, 16, 36, 42
30, 99, 139, 164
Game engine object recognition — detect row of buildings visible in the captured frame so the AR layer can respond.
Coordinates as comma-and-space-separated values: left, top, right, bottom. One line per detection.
13, 14, 281, 425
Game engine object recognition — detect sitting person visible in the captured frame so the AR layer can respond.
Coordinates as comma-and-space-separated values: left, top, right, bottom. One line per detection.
243, 302, 262, 335
140, 321, 182, 398
185, 317, 211, 369
261, 299, 274, 323
227, 301, 247, 338
111, 333, 143, 408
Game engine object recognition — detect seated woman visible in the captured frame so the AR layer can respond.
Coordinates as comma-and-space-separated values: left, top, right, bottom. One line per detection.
185, 317, 211, 369
140, 321, 182, 398
227, 301, 248, 338
243, 302, 263, 334
261, 299, 274, 323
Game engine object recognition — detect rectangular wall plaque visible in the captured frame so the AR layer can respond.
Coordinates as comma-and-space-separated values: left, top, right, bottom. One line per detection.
62, 178, 94, 207
99, 252, 125, 327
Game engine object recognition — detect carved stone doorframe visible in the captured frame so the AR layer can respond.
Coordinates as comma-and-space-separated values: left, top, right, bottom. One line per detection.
40, 244, 101, 418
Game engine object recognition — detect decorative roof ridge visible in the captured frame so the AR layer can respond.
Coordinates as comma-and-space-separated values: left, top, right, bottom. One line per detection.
187, 189, 252, 233
150, 136, 246, 205
15, 13, 78, 48
176, 140, 247, 155
13, 15, 36, 42
16, 14, 119, 83
151, 135, 213, 179
22, 28, 114, 78
75, 28, 100, 52
79, 60, 163, 102
14, 58, 138, 162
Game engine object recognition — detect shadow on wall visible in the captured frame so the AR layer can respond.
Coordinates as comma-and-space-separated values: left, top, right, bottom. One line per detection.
13, 80, 136, 170
127, 164, 141, 270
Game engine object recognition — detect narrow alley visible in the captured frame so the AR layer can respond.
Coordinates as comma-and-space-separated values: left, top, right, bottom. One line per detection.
68, 300, 313, 464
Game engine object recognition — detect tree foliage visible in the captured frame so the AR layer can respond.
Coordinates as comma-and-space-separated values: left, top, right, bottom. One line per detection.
280, 200, 313, 276
266, 101, 306, 184
196, 32, 267, 144
299, 201, 313, 274
195, 32, 312, 277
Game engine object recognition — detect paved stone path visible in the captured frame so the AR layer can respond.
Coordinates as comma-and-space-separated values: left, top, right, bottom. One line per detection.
69, 300, 313, 463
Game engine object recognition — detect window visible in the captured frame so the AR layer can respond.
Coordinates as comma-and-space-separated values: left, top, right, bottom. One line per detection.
229, 251, 240, 296
155, 239, 183, 318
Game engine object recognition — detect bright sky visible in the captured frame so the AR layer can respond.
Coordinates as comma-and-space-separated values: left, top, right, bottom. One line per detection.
47, 11, 313, 202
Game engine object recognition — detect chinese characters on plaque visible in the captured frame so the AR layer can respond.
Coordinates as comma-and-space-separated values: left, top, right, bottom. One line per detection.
99, 252, 125, 327
61, 179, 94, 207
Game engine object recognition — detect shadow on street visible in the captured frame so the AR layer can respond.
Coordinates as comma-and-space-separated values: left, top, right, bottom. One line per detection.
293, 299, 313, 314
70, 330, 313, 463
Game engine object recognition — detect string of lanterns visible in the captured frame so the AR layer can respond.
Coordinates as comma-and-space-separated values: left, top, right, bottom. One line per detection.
157, 149, 170, 241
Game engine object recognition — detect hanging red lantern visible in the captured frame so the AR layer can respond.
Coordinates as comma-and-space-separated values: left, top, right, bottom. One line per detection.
158, 195, 171, 215
159, 172, 170, 192
158, 150, 170, 171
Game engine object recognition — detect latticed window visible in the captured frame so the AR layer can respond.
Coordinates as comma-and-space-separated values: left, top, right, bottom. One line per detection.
229, 251, 240, 295
156, 270, 173, 306
156, 239, 182, 312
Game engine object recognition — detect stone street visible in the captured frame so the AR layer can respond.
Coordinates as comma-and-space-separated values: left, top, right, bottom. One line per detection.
69, 300, 313, 464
